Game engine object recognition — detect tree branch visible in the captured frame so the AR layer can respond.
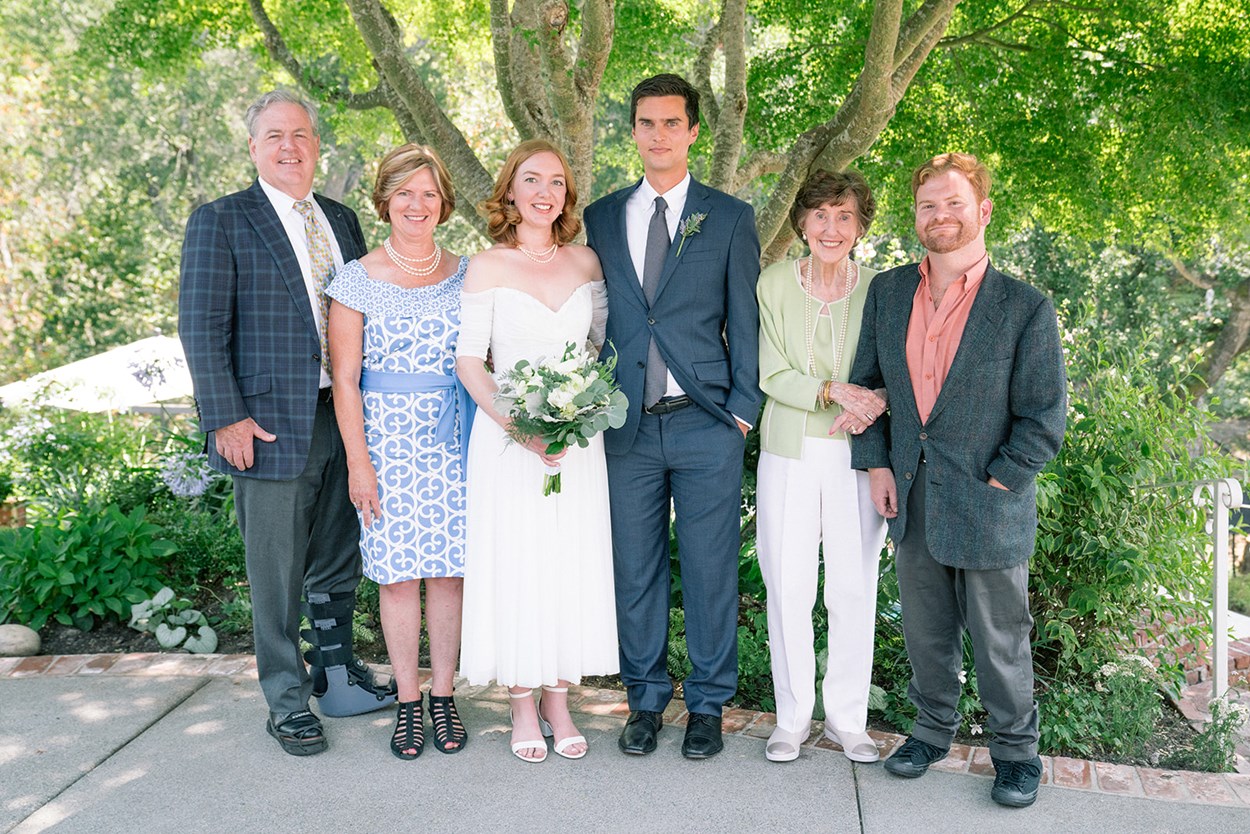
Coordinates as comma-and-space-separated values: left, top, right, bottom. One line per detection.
692, 18, 723, 131
706, 0, 749, 192
246, 0, 388, 109
756, 0, 961, 255
733, 150, 788, 193
1168, 253, 1216, 290
574, 0, 615, 105
343, 0, 492, 233
489, 0, 540, 140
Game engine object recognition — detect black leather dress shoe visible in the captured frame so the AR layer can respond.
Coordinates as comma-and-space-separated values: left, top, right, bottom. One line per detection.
681, 713, 724, 759
619, 710, 663, 755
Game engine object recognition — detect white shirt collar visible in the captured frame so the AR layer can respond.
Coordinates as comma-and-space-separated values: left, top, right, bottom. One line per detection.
635, 171, 692, 210
257, 176, 314, 216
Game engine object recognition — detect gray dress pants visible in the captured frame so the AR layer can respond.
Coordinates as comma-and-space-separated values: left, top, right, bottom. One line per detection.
232, 397, 361, 717
895, 462, 1039, 761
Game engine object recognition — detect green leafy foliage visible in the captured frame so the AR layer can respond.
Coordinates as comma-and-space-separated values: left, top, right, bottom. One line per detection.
0, 505, 173, 631
1161, 696, 1250, 773
1039, 655, 1163, 760
1031, 325, 1227, 693
129, 586, 219, 653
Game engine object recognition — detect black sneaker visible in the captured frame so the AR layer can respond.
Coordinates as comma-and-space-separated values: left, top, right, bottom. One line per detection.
991, 756, 1043, 807
882, 736, 948, 778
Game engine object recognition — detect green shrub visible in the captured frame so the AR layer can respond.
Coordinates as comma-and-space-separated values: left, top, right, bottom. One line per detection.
1161, 696, 1250, 772
1039, 655, 1162, 760
1031, 328, 1228, 693
0, 504, 173, 630
1229, 572, 1250, 616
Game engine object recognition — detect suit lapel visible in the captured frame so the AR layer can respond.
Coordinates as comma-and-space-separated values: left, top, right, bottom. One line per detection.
317, 195, 361, 261
884, 267, 923, 422
653, 180, 711, 304
926, 266, 1007, 424
607, 182, 647, 310
245, 180, 317, 336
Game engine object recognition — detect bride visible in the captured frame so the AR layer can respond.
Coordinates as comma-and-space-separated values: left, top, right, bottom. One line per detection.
456, 139, 619, 763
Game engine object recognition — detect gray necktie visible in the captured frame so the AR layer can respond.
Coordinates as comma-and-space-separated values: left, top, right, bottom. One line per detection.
642, 196, 669, 408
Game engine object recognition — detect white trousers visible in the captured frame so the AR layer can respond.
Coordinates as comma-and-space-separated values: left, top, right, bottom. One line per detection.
757, 436, 886, 734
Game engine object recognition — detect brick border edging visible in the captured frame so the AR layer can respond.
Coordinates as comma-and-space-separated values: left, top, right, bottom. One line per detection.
3, 652, 1248, 807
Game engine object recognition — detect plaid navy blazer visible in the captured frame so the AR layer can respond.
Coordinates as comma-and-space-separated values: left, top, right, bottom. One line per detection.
178, 180, 367, 480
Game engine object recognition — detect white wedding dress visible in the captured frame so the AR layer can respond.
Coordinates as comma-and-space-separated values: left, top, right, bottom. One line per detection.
456, 281, 620, 687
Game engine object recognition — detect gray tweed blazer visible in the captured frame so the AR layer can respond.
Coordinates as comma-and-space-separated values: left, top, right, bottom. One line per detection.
848, 261, 1067, 570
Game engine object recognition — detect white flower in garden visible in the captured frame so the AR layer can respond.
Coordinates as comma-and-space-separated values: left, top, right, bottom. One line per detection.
970, 723, 983, 735
957, 670, 967, 685
1099, 662, 1117, 677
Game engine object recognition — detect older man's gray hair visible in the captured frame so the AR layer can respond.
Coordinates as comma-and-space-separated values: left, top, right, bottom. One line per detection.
244, 90, 320, 138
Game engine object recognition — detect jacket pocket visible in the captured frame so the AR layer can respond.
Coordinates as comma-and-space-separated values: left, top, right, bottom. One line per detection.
692, 360, 730, 382
236, 373, 272, 398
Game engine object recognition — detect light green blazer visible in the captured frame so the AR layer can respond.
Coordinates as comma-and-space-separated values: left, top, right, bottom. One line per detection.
757, 258, 877, 459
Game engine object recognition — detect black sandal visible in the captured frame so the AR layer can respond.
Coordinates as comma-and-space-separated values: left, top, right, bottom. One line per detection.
428, 692, 468, 754
390, 700, 424, 760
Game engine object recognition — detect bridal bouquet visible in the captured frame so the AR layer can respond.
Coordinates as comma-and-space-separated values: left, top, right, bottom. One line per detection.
495, 341, 628, 495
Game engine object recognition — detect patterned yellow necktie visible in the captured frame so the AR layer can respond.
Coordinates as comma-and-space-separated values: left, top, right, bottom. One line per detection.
295, 199, 335, 377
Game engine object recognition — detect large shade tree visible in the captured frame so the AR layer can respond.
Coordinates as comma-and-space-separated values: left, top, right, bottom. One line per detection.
6, 0, 1249, 388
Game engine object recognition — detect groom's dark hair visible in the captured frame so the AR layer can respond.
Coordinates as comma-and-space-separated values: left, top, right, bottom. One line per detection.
630, 74, 700, 129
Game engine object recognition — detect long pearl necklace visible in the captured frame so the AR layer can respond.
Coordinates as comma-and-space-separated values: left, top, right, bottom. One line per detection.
803, 256, 856, 380
385, 237, 442, 277
517, 242, 559, 264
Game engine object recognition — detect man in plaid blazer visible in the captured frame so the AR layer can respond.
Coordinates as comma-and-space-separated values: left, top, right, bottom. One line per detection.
179, 90, 392, 757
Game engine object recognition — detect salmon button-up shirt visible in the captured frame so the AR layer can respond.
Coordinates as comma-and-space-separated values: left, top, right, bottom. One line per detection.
906, 253, 989, 424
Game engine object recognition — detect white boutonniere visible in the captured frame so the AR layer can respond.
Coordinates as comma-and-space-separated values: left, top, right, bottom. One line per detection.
675, 211, 708, 258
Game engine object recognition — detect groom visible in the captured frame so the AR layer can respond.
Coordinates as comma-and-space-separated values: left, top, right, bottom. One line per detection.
584, 73, 762, 759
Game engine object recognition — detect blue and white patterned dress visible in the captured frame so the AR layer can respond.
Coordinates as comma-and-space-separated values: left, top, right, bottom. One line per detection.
326, 257, 469, 582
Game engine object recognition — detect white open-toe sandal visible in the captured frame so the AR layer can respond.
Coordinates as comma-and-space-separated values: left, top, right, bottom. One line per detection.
824, 727, 880, 762
509, 689, 548, 763
537, 686, 587, 760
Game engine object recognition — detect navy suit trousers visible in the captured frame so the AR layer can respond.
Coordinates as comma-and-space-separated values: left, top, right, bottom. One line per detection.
606, 405, 745, 717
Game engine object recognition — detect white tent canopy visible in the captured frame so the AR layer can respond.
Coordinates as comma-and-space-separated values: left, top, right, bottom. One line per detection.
0, 336, 194, 414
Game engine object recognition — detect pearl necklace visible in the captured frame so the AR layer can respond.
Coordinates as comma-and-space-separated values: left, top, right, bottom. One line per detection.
803, 256, 856, 381
517, 242, 559, 264
385, 237, 442, 277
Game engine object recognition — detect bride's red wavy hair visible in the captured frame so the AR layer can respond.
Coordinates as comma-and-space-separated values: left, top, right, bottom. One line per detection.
479, 139, 582, 246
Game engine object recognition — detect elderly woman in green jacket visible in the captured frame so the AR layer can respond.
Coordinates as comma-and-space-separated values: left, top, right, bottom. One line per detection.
756, 169, 888, 763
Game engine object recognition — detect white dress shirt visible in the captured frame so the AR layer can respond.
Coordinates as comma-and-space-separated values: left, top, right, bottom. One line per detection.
257, 176, 346, 389
625, 172, 691, 399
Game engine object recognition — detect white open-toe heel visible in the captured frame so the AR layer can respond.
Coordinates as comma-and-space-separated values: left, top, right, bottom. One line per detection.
537, 686, 587, 760
509, 689, 547, 763
824, 727, 880, 763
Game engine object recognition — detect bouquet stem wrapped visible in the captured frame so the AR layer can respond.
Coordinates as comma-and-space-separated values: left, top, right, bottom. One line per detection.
494, 341, 628, 495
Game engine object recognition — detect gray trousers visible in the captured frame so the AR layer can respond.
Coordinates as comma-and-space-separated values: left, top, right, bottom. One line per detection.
232, 397, 361, 717
896, 462, 1039, 760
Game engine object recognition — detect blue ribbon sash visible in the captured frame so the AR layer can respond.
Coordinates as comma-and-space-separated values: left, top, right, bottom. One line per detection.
359, 369, 476, 472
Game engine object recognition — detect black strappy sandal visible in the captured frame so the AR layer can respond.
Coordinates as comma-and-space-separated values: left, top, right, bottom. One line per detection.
390, 699, 424, 760
427, 692, 468, 754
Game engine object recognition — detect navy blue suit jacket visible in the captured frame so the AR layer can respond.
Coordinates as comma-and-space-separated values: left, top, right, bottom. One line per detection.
848, 262, 1067, 569
178, 180, 367, 480
584, 177, 763, 454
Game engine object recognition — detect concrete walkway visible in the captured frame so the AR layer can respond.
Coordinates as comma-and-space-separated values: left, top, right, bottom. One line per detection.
2, 654, 1249, 834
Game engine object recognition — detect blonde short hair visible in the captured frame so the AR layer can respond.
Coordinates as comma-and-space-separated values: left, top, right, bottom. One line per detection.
371, 144, 456, 224
911, 152, 992, 204
479, 139, 581, 246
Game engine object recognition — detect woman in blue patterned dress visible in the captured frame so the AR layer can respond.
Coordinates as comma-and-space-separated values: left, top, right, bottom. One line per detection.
327, 144, 473, 760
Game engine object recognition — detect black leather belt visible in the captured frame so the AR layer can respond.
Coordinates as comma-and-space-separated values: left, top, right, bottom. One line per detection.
317, 387, 333, 403
643, 395, 692, 415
